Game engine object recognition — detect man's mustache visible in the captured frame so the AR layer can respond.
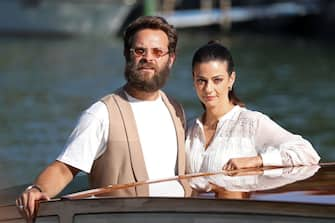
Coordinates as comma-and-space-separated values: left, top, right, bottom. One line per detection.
137, 62, 157, 70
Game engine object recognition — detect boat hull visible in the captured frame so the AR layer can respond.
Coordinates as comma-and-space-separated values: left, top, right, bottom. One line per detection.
0, 0, 134, 36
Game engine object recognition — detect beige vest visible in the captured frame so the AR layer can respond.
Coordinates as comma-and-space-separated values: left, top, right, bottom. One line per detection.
89, 87, 187, 196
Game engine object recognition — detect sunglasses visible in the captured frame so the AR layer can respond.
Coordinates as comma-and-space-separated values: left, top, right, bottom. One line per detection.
130, 47, 170, 59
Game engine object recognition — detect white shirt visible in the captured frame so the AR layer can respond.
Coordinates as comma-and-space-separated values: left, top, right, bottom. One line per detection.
185, 106, 320, 173
57, 101, 108, 173
57, 93, 184, 196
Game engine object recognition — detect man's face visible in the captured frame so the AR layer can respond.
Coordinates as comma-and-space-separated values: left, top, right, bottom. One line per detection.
125, 29, 175, 92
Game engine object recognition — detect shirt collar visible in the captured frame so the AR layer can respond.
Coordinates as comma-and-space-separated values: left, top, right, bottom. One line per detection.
124, 91, 162, 103
195, 105, 242, 127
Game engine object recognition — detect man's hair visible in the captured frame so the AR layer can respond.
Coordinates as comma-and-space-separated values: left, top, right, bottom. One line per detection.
123, 16, 178, 59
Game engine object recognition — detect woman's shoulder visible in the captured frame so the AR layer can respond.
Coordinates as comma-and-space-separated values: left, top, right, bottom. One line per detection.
238, 106, 270, 121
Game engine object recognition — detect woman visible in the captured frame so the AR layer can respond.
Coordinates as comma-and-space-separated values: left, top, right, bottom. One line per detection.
185, 41, 320, 173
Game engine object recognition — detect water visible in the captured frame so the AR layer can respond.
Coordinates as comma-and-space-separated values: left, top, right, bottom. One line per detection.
1, 32, 335, 189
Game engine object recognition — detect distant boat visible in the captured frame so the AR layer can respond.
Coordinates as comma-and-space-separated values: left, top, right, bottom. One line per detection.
1, 163, 334, 223
158, 1, 320, 29
0, 0, 135, 36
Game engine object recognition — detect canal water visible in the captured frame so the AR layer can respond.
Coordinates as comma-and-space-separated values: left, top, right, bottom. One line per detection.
1, 31, 335, 189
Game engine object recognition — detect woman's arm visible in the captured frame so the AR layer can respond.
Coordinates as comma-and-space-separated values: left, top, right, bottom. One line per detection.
254, 113, 320, 166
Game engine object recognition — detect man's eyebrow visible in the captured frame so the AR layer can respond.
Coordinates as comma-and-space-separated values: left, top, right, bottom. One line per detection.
194, 74, 224, 78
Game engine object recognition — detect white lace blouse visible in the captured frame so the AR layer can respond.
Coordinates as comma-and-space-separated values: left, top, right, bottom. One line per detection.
185, 106, 320, 173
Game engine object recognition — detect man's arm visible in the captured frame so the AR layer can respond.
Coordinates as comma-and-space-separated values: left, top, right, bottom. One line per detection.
34, 160, 79, 197
16, 160, 79, 221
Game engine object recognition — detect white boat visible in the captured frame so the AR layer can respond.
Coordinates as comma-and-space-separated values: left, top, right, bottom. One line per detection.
0, 0, 135, 36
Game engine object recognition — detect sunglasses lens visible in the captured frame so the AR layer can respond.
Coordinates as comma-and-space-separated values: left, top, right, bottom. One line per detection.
134, 48, 145, 56
131, 48, 169, 58
152, 48, 164, 58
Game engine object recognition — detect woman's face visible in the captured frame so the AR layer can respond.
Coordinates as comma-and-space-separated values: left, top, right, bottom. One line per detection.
193, 60, 235, 109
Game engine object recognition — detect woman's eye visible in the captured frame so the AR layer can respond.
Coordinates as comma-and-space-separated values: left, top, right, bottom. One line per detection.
196, 79, 206, 84
213, 78, 223, 84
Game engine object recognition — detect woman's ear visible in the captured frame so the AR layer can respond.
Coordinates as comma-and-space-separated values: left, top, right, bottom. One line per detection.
229, 71, 236, 87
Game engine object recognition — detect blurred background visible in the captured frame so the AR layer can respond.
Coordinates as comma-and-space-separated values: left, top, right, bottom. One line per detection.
1, 0, 335, 190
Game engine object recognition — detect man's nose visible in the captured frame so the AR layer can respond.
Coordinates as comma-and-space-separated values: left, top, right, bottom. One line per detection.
142, 49, 155, 61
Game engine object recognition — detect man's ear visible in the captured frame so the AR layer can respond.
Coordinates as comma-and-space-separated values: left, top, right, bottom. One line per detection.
168, 53, 176, 68
124, 49, 130, 61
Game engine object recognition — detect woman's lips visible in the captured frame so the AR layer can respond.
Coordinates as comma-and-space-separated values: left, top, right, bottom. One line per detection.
204, 96, 216, 101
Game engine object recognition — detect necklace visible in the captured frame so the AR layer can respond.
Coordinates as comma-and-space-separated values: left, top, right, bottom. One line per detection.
203, 117, 219, 130
202, 118, 218, 149
202, 112, 219, 130
204, 121, 218, 130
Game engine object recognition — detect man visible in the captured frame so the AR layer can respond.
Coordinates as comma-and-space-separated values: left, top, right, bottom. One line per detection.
17, 16, 187, 221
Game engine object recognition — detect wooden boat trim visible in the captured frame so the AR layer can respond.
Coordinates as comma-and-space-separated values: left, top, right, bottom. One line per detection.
1, 197, 335, 223
62, 166, 282, 200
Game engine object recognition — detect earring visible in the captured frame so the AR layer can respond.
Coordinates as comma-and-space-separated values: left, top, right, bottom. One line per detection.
228, 86, 232, 91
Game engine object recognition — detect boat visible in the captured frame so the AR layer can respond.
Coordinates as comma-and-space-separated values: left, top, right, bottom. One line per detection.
0, 163, 334, 222
0, 0, 135, 36
158, 1, 321, 29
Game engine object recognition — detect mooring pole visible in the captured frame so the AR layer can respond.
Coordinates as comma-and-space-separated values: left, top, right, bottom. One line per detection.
143, 0, 157, 16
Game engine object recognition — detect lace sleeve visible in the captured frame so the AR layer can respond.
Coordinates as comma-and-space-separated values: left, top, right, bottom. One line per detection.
254, 113, 320, 166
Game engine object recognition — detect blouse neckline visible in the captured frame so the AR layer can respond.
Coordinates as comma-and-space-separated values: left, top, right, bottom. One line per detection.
196, 105, 241, 128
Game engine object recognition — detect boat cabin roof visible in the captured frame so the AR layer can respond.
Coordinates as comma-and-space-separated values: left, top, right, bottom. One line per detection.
1, 164, 334, 222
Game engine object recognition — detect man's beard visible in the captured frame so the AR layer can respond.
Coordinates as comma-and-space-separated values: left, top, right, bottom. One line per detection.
124, 60, 170, 92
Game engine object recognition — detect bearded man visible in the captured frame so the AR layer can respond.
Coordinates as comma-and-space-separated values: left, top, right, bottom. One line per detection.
17, 16, 187, 221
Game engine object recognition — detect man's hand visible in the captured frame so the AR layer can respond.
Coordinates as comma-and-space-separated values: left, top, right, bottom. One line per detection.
15, 161, 78, 222
16, 186, 50, 222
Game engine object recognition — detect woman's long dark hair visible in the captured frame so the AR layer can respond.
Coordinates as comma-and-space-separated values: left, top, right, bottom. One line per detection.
192, 40, 245, 108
